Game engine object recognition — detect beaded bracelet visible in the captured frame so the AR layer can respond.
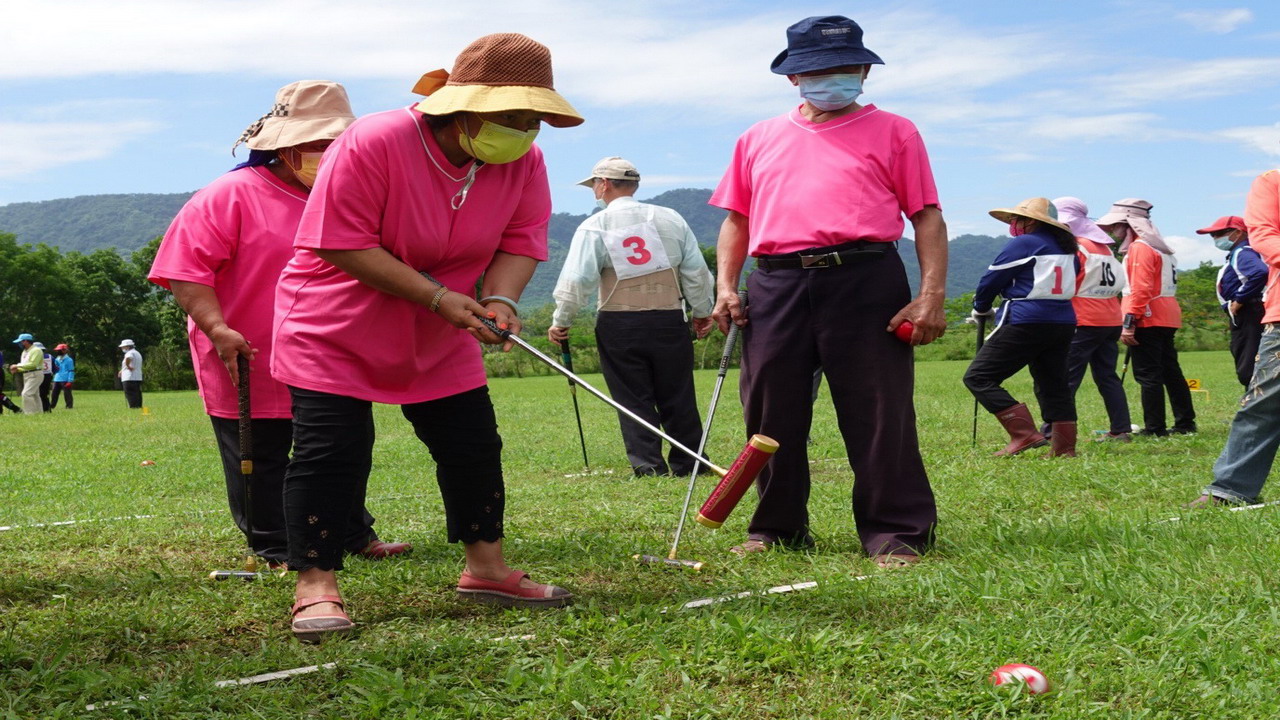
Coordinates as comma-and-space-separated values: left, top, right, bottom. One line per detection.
429, 286, 450, 313
478, 295, 520, 316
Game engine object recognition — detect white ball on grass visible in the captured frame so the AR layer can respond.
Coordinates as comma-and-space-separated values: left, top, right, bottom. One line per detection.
989, 663, 1050, 694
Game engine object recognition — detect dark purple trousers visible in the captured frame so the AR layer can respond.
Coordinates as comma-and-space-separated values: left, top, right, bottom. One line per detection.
740, 248, 937, 556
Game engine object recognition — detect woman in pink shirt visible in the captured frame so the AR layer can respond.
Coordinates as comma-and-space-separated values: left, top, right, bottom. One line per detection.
272, 34, 584, 642
149, 81, 409, 573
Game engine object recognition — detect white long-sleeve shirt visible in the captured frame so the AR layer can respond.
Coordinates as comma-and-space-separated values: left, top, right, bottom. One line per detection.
551, 196, 714, 327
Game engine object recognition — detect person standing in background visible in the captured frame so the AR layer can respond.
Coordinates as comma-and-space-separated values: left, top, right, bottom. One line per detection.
548, 156, 715, 477
35, 342, 53, 412
1197, 215, 1266, 388
8, 334, 43, 414
1098, 199, 1195, 437
1054, 197, 1132, 442
118, 339, 143, 409
51, 343, 74, 409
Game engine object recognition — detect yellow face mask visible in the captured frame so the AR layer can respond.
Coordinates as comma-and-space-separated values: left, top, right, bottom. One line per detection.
290, 151, 324, 187
457, 118, 539, 164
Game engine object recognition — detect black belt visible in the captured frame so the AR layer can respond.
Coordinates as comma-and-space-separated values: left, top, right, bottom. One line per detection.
756, 240, 895, 270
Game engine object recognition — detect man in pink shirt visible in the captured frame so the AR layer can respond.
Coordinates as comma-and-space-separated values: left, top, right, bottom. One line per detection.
149, 81, 409, 570
710, 15, 947, 567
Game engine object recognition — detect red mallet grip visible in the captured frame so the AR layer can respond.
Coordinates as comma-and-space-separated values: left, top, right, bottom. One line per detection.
695, 434, 779, 529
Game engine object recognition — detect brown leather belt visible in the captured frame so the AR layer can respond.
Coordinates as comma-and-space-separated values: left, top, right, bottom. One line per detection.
756, 240, 895, 270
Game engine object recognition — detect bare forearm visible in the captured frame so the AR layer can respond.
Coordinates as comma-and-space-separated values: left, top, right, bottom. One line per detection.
911, 206, 948, 301
314, 247, 438, 306
169, 281, 229, 337
480, 251, 538, 302
716, 211, 750, 294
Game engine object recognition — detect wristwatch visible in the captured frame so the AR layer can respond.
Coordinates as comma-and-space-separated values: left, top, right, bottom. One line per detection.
1122, 313, 1135, 330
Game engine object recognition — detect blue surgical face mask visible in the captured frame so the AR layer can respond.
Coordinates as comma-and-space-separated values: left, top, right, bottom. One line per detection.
797, 73, 864, 111
1214, 235, 1235, 251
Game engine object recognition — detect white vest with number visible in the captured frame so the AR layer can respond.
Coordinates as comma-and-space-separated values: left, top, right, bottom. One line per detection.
1076, 250, 1127, 299
1024, 254, 1077, 300
1135, 240, 1177, 298
602, 208, 671, 281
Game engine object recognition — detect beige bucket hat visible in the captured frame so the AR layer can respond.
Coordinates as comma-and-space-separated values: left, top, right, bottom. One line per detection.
233, 80, 355, 153
412, 33, 583, 128
989, 197, 1073, 235
576, 157, 641, 187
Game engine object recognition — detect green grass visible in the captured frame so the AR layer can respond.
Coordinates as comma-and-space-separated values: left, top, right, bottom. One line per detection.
2, 352, 1277, 718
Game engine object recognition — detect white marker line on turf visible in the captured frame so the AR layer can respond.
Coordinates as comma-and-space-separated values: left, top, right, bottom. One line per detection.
213, 662, 339, 688
563, 469, 616, 478
491, 634, 537, 642
1154, 499, 1280, 525
675, 580, 821, 611
0, 510, 218, 532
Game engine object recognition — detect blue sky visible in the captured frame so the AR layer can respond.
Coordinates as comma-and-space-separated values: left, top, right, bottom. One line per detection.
2, 0, 1278, 267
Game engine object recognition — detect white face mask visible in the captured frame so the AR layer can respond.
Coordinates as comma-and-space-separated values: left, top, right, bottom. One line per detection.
593, 180, 608, 210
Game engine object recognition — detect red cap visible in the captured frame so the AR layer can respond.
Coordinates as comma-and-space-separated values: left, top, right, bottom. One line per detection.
1195, 215, 1246, 235
54, 343, 69, 351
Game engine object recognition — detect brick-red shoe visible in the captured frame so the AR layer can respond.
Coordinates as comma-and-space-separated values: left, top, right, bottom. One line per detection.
456, 569, 572, 608
354, 540, 413, 559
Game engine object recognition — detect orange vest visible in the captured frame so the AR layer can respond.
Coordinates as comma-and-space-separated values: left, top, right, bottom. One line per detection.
1122, 241, 1181, 328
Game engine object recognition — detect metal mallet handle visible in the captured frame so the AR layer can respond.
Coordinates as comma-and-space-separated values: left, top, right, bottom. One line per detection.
479, 317, 727, 476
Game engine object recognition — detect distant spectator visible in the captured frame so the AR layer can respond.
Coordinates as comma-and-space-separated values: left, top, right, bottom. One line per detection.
1197, 215, 1266, 387
51, 343, 75, 409
0, 349, 20, 414
34, 342, 53, 412
118, 339, 143, 408
8, 334, 43, 414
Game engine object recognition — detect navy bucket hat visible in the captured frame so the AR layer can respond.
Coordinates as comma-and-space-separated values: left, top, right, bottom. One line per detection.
771, 15, 884, 75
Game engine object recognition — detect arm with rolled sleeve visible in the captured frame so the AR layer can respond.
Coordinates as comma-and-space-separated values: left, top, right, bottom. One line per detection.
1121, 243, 1158, 319
675, 219, 714, 319
550, 220, 606, 328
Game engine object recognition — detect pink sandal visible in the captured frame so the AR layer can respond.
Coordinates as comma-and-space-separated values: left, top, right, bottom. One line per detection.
291, 595, 354, 643
456, 569, 572, 608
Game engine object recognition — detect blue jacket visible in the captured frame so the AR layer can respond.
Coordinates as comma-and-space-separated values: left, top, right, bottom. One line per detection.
974, 229, 1079, 326
1216, 240, 1267, 308
53, 355, 75, 382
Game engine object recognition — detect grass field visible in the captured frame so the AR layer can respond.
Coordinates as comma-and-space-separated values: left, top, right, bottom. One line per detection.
2, 351, 1278, 718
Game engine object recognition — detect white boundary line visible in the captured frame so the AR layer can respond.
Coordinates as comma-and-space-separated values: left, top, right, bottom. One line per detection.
1154, 499, 1280, 525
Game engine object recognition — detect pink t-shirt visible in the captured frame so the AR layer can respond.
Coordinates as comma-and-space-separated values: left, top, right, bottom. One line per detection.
272, 108, 551, 404
710, 104, 940, 256
149, 166, 304, 419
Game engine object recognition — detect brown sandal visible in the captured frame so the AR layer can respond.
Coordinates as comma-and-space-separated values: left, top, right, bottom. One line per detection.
291, 595, 354, 643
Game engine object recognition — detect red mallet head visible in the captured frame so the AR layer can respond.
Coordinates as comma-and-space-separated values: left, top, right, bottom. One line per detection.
695, 435, 779, 528
989, 664, 1050, 694
893, 320, 915, 344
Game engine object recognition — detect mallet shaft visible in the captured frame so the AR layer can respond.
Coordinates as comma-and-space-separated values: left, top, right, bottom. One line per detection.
480, 319, 727, 476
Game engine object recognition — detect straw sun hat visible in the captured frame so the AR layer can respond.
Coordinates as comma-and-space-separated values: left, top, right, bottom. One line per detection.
412, 33, 583, 128
989, 197, 1073, 235
234, 80, 355, 153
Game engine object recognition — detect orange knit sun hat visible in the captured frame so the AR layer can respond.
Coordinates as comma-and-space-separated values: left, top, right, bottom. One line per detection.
412, 33, 584, 128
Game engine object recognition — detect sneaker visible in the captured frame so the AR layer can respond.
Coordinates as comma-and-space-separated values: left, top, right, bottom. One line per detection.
1133, 428, 1168, 438
1169, 426, 1198, 435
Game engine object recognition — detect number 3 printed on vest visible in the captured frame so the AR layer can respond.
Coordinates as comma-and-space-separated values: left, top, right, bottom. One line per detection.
602, 216, 672, 280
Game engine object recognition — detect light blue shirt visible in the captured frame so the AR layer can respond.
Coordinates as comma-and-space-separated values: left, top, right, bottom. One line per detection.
54, 354, 75, 382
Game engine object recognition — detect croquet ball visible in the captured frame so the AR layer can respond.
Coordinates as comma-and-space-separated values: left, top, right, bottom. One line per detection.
893, 320, 915, 344
989, 663, 1050, 694
1131, 424, 1141, 432
140, 460, 156, 466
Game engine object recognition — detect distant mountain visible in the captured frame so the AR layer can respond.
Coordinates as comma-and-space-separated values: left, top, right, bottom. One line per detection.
0, 189, 1006, 306
0, 193, 193, 254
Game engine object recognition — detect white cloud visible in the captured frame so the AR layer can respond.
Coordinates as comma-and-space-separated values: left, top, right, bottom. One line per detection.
1218, 124, 1280, 156
1176, 8, 1254, 34
1025, 113, 1168, 142
1090, 57, 1280, 108
1166, 234, 1222, 268
0, 120, 162, 178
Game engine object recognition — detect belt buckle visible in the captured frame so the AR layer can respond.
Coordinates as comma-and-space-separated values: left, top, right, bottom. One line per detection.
800, 252, 840, 269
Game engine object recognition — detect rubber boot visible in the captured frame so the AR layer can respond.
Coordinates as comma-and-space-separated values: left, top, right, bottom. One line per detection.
0, 395, 18, 414
1047, 422, 1077, 457
993, 403, 1048, 457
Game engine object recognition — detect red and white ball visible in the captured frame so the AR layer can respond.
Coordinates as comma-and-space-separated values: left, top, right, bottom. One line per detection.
989, 663, 1050, 694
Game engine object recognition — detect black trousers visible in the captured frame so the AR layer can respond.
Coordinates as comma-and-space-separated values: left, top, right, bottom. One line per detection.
284, 385, 504, 572
595, 310, 702, 475
51, 381, 73, 409
123, 380, 142, 408
211, 416, 378, 564
1065, 326, 1131, 434
1130, 326, 1196, 432
39, 375, 51, 412
1229, 302, 1265, 387
964, 323, 1077, 421
740, 247, 936, 556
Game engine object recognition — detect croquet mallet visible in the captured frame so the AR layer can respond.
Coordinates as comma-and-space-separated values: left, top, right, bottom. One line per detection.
477, 317, 778, 522
210, 355, 262, 581
639, 290, 747, 570
971, 313, 987, 447
559, 335, 591, 471
1119, 346, 1132, 385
